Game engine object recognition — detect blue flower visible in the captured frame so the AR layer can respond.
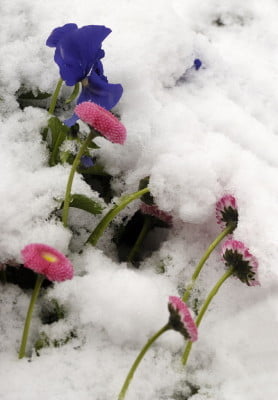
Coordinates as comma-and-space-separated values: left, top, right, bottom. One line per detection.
46, 24, 111, 86
46, 24, 123, 124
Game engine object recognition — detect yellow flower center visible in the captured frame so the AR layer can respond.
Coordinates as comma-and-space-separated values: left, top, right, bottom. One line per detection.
41, 252, 58, 263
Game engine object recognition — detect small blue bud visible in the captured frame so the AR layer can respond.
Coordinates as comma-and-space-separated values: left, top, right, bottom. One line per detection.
193, 59, 202, 71
81, 155, 94, 168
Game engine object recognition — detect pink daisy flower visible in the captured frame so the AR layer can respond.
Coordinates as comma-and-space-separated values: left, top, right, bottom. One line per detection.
216, 194, 238, 230
140, 203, 173, 225
168, 296, 198, 341
221, 239, 260, 286
21, 244, 74, 282
75, 101, 127, 144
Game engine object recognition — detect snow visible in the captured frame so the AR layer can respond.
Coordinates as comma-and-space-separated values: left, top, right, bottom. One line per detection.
1, 0, 278, 399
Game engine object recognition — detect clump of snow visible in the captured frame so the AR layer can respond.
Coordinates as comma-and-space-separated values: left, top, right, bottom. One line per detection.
50, 248, 176, 346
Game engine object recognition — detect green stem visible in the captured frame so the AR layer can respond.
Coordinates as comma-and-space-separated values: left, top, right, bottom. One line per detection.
182, 223, 235, 303
62, 130, 96, 227
49, 130, 64, 167
118, 324, 170, 400
18, 274, 44, 359
86, 187, 150, 246
127, 215, 152, 263
65, 83, 80, 104
181, 266, 234, 365
48, 78, 63, 115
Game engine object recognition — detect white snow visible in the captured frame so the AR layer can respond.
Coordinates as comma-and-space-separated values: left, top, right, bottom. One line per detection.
0, 0, 278, 399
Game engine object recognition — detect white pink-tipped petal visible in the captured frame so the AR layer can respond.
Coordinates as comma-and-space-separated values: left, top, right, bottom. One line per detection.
168, 296, 198, 341
221, 239, 260, 286
216, 194, 238, 230
140, 203, 173, 225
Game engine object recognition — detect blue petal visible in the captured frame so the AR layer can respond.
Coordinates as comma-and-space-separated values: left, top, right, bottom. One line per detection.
93, 58, 105, 78
46, 23, 78, 47
64, 113, 79, 127
54, 48, 82, 86
95, 48, 105, 61
54, 25, 111, 86
77, 71, 123, 110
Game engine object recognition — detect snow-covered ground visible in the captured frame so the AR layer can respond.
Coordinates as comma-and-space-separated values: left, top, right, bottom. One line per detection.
0, 0, 278, 399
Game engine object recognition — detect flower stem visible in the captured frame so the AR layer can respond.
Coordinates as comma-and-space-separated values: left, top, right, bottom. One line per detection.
48, 78, 63, 115
18, 274, 44, 359
127, 215, 152, 263
118, 324, 171, 400
65, 83, 80, 104
49, 130, 64, 167
181, 266, 234, 365
86, 187, 150, 246
62, 130, 96, 227
182, 223, 235, 303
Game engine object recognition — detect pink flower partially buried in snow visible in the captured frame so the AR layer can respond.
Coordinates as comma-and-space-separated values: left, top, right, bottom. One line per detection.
75, 101, 127, 144
168, 296, 198, 341
221, 239, 259, 286
140, 203, 173, 225
216, 194, 238, 230
21, 243, 74, 282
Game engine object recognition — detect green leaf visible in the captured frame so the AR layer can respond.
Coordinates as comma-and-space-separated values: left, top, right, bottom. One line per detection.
59, 150, 71, 164
18, 90, 51, 100
48, 117, 69, 151
48, 117, 70, 166
77, 164, 108, 175
69, 194, 103, 215
17, 89, 52, 109
41, 126, 48, 141
87, 140, 100, 149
